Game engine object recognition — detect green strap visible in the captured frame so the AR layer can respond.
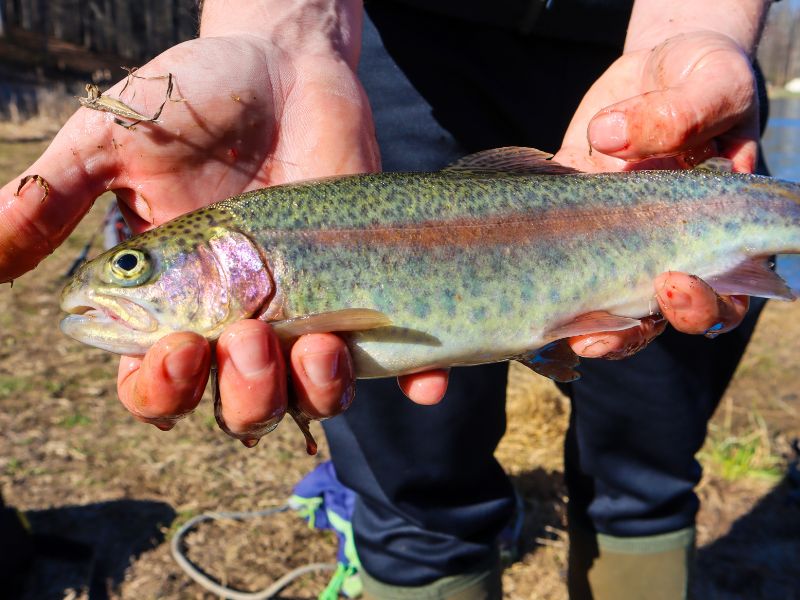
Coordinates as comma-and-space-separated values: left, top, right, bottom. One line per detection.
289, 494, 324, 529
319, 563, 361, 600
326, 507, 361, 569
290, 495, 363, 598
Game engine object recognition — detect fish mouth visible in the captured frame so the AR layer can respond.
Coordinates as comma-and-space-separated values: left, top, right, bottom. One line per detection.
61, 293, 157, 332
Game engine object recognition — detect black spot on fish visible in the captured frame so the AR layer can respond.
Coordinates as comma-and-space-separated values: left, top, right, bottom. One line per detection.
472, 306, 487, 321
724, 221, 741, 233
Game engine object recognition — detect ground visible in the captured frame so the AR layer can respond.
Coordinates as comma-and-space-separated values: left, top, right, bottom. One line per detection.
0, 132, 797, 599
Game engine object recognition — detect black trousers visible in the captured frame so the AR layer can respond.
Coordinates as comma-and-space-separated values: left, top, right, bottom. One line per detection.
323, 3, 767, 585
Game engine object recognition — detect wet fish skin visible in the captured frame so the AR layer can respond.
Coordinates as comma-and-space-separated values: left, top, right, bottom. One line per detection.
60, 165, 800, 378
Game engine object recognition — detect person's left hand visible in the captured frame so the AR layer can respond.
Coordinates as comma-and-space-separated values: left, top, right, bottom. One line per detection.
552, 31, 756, 359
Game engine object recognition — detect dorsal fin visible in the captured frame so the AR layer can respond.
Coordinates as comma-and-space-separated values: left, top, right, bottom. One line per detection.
443, 147, 580, 175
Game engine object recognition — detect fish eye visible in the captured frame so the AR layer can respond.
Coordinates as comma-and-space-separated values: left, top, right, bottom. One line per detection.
115, 252, 139, 272
107, 249, 151, 285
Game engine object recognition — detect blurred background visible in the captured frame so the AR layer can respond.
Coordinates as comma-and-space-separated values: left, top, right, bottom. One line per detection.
0, 1, 798, 599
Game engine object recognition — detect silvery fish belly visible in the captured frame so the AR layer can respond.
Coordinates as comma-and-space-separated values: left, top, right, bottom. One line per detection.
60, 147, 800, 381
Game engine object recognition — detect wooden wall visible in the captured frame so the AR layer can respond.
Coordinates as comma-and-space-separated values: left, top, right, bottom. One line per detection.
0, 0, 197, 63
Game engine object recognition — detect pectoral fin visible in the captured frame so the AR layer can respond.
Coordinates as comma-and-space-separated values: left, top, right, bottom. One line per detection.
543, 312, 642, 343
518, 340, 581, 383
270, 308, 392, 343
705, 257, 795, 300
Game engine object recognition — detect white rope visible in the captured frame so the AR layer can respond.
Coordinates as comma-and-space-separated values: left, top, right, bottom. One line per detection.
170, 506, 337, 599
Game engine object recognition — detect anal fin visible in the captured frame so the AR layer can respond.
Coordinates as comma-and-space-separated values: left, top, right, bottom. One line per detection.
705, 257, 795, 300
518, 340, 581, 383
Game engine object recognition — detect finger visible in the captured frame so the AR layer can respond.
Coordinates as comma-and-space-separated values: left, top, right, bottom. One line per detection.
397, 369, 450, 405
587, 51, 756, 162
216, 320, 287, 444
0, 109, 120, 281
289, 333, 355, 419
654, 272, 749, 335
117, 332, 211, 430
716, 134, 758, 174
569, 316, 667, 359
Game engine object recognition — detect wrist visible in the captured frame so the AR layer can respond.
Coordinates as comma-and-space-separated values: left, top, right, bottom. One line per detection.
199, 0, 364, 69
623, 0, 771, 56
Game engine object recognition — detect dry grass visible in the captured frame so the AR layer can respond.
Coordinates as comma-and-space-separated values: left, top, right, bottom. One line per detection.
0, 84, 75, 141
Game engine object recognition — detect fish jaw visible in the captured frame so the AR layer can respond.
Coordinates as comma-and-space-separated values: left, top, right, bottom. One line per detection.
60, 288, 167, 355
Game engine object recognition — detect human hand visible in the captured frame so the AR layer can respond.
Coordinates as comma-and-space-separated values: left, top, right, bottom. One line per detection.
1, 2, 454, 442
555, 31, 759, 172
552, 30, 756, 359
0, 1, 380, 443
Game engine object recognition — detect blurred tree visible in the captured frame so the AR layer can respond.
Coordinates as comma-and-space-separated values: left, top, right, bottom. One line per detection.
758, 0, 800, 86
0, 0, 197, 64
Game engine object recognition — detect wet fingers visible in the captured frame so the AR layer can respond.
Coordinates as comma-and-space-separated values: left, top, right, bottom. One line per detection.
215, 320, 287, 446
289, 333, 355, 419
569, 315, 667, 359
117, 332, 211, 429
397, 369, 450, 405
655, 272, 749, 335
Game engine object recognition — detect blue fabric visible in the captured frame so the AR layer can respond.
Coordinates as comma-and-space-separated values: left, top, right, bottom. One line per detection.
291, 461, 357, 566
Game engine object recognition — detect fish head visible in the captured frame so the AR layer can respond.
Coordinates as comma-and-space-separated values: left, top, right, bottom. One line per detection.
60, 223, 273, 355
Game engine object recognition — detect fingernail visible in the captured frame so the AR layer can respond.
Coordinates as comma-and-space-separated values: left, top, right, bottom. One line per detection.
240, 438, 260, 448
589, 111, 628, 153
300, 350, 340, 387
229, 330, 271, 378
164, 341, 205, 382
658, 285, 692, 310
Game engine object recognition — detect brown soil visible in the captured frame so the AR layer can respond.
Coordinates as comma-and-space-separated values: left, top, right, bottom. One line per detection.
0, 137, 797, 599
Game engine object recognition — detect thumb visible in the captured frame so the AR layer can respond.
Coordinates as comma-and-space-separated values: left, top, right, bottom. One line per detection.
587, 54, 757, 167
0, 110, 118, 281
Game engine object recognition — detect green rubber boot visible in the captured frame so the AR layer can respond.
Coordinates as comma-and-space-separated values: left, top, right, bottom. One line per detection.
360, 560, 502, 600
568, 520, 695, 600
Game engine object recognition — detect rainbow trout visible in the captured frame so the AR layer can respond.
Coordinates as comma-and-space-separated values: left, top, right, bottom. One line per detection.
60, 148, 800, 446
